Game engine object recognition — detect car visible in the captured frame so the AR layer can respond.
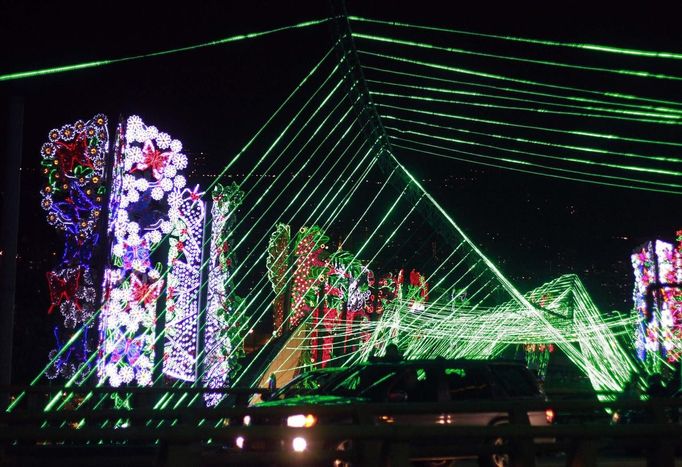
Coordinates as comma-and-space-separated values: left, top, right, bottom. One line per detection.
267, 367, 351, 401
237, 358, 554, 466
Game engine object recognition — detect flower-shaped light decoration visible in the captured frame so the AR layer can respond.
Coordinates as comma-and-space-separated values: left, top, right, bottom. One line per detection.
98, 115, 185, 387
40, 114, 108, 382
163, 185, 206, 382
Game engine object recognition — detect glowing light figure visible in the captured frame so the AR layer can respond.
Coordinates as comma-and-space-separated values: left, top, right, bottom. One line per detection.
39, 114, 108, 381
98, 115, 185, 387
163, 185, 206, 381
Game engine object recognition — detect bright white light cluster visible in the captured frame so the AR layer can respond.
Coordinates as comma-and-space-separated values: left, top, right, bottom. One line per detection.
98, 116, 184, 387
163, 186, 205, 382
631, 240, 673, 362
203, 185, 242, 407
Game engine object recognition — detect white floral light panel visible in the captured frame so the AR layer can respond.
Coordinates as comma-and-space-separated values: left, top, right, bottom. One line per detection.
163, 186, 206, 381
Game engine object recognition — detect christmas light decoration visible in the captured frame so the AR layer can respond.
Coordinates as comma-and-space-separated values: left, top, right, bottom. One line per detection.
40, 114, 108, 380
632, 234, 682, 367
203, 183, 244, 406
98, 115, 186, 387
163, 185, 206, 382
290, 227, 328, 328
267, 224, 291, 336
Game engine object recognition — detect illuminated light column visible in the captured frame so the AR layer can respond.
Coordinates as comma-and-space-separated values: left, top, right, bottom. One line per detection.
631, 240, 672, 369
98, 115, 187, 387
203, 183, 243, 407
39, 114, 108, 380
267, 224, 291, 336
289, 226, 328, 328
163, 186, 205, 381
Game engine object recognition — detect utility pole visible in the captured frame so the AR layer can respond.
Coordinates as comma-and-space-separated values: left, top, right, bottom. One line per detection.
1, 96, 24, 395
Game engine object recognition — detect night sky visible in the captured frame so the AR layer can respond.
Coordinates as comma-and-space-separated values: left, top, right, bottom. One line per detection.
2, 1, 681, 382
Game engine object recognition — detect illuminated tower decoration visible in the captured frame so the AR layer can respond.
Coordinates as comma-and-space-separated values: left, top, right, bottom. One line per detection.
98, 115, 187, 387
289, 226, 328, 328
632, 236, 682, 367
39, 114, 108, 380
203, 182, 244, 407
163, 185, 206, 381
267, 223, 291, 336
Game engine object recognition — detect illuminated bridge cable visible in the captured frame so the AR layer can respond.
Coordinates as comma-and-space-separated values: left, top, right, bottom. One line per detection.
379, 102, 682, 149
0, 18, 337, 82
364, 65, 682, 117
384, 127, 682, 180
232, 148, 384, 386
349, 16, 682, 61
260, 161, 401, 379
391, 141, 682, 195
352, 32, 682, 81
381, 114, 682, 164
369, 85, 682, 125
358, 50, 682, 110
205, 118, 380, 382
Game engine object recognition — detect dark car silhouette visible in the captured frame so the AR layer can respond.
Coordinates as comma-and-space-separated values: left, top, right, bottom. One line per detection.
238, 358, 553, 467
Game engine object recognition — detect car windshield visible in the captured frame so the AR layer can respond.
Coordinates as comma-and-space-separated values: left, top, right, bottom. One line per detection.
488, 364, 541, 398
323, 364, 429, 401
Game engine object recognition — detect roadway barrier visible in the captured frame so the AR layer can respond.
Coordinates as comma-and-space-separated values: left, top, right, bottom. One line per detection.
1, 386, 681, 466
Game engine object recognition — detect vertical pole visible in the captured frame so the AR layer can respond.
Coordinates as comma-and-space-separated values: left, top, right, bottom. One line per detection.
0, 96, 23, 396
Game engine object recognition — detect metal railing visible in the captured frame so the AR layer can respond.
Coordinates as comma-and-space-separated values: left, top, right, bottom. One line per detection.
1, 386, 681, 466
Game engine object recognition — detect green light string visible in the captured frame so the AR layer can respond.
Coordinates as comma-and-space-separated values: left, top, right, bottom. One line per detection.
391, 141, 682, 195
348, 16, 682, 61
378, 102, 682, 149
384, 126, 682, 181
381, 113, 682, 165
0, 18, 336, 82
357, 50, 682, 110
352, 32, 682, 81
373, 273, 639, 394
368, 79, 682, 124
364, 64, 682, 117
372, 89, 682, 126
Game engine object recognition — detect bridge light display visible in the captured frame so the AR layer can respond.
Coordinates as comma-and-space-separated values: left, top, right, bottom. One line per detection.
98, 115, 186, 387
40, 114, 108, 381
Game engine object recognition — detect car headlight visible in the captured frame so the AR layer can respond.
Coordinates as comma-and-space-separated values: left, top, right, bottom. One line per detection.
235, 436, 245, 449
243, 415, 251, 426
292, 436, 307, 452
286, 414, 317, 428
